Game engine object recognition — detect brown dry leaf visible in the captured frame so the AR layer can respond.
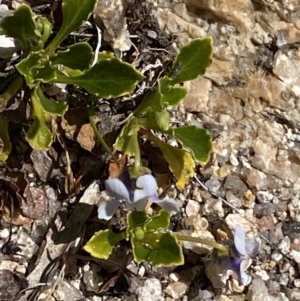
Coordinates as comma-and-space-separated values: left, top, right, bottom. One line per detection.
108, 155, 128, 178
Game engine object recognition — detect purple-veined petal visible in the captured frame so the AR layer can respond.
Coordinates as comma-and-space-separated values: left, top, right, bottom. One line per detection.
150, 196, 180, 214
245, 238, 260, 256
105, 178, 130, 201
234, 224, 247, 256
126, 198, 148, 211
133, 174, 158, 203
230, 258, 251, 286
98, 200, 120, 220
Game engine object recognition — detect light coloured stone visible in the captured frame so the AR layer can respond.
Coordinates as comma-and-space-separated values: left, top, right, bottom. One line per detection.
225, 213, 258, 239
136, 278, 164, 301
273, 50, 300, 94
180, 229, 215, 254
290, 250, 300, 263
94, 0, 131, 51
0, 35, 18, 59
165, 282, 187, 299
157, 8, 207, 46
183, 77, 212, 112
185, 200, 200, 216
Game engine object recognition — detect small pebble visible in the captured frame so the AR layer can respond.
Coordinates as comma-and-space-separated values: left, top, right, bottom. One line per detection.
271, 251, 283, 262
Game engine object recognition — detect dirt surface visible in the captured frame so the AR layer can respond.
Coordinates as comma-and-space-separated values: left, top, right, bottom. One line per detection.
1, 0, 300, 300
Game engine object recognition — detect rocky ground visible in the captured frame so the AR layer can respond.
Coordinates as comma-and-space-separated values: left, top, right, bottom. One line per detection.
1, 0, 300, 300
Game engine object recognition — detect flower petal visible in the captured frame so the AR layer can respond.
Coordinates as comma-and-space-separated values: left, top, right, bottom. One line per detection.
230, 258, 251, 286
105, 178, 130, 201
234, 224, 247, 256
133, 174, 158, 203
239, 259, 252, 286
98, 200, 120, 220
150, 196, 180, 214
245, 238, 260, 256
126, 198, 148, 211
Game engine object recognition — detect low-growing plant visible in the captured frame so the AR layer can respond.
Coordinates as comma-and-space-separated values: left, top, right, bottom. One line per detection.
0, 0, 247, 280
0, 0, 213, 188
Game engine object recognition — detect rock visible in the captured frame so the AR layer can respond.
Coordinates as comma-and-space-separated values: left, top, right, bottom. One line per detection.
203, 198, 225, 219
83, 270, 103, 292
245, 169, 269, 191
224, 175, 248, 198
285, 288, 300, 301
157, 7, 207, 46
185, 200, 200, 217
204, 257, 232, 289
183, 77, 212, 112
256, 191, 274, 203
277, 236, 291, 254
52, 280, 83, 300
165, 281, 187, 299
136, 278, 164, 301
94, 0, 131, 51
253, 266, 270, 281
225, 191, 242, 208
198, 289, 215, 299
180, 229, 215, 255
0, 35, 18, 59
246, 278, 270, 301
290, 250, 300, 263
183, 0, 254, 31
256, 216, 275, 231
254, 202, 276, 217
17, 231, 38, 260
288, 199, 300, 221
205, 58, 236, 85
225, 213, 258, 239
273, 50, 300, 95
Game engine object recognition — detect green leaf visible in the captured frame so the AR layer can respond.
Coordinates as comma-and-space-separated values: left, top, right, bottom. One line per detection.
25, 118, 53, 150
172, 126, 212, 164
25, 90, 53, 150
98, 51, 115, 61
51, 42, 94, 71
147, 132, 195, 189
17, 52, 56, 85
45, 0, 97, 54
35, 87, 68, 117
131, 237, 152, 263
55, 57, 143, 98
154, 110, 170, 131
170, 37, 213, 85
16, 52, 42, 88
127, 210, 148, 237
114, 118, 140, 156
84, 229, 125, 259
134, 88, 163, 117
32, 61, 56, 83
147, 233, 184, 266
144, 209, 170, 232
134, 76, 187, 118
0, 4, 40, 52
36, 16, 53, 45
0, 76, 23, 112
160, 77, 187, 106
0, 116, 12, 161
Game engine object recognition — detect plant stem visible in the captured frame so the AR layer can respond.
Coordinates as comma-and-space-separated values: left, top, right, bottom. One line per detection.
131, 129, 141, 178
87, 102, 113, 156
175, 234, 229, 254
